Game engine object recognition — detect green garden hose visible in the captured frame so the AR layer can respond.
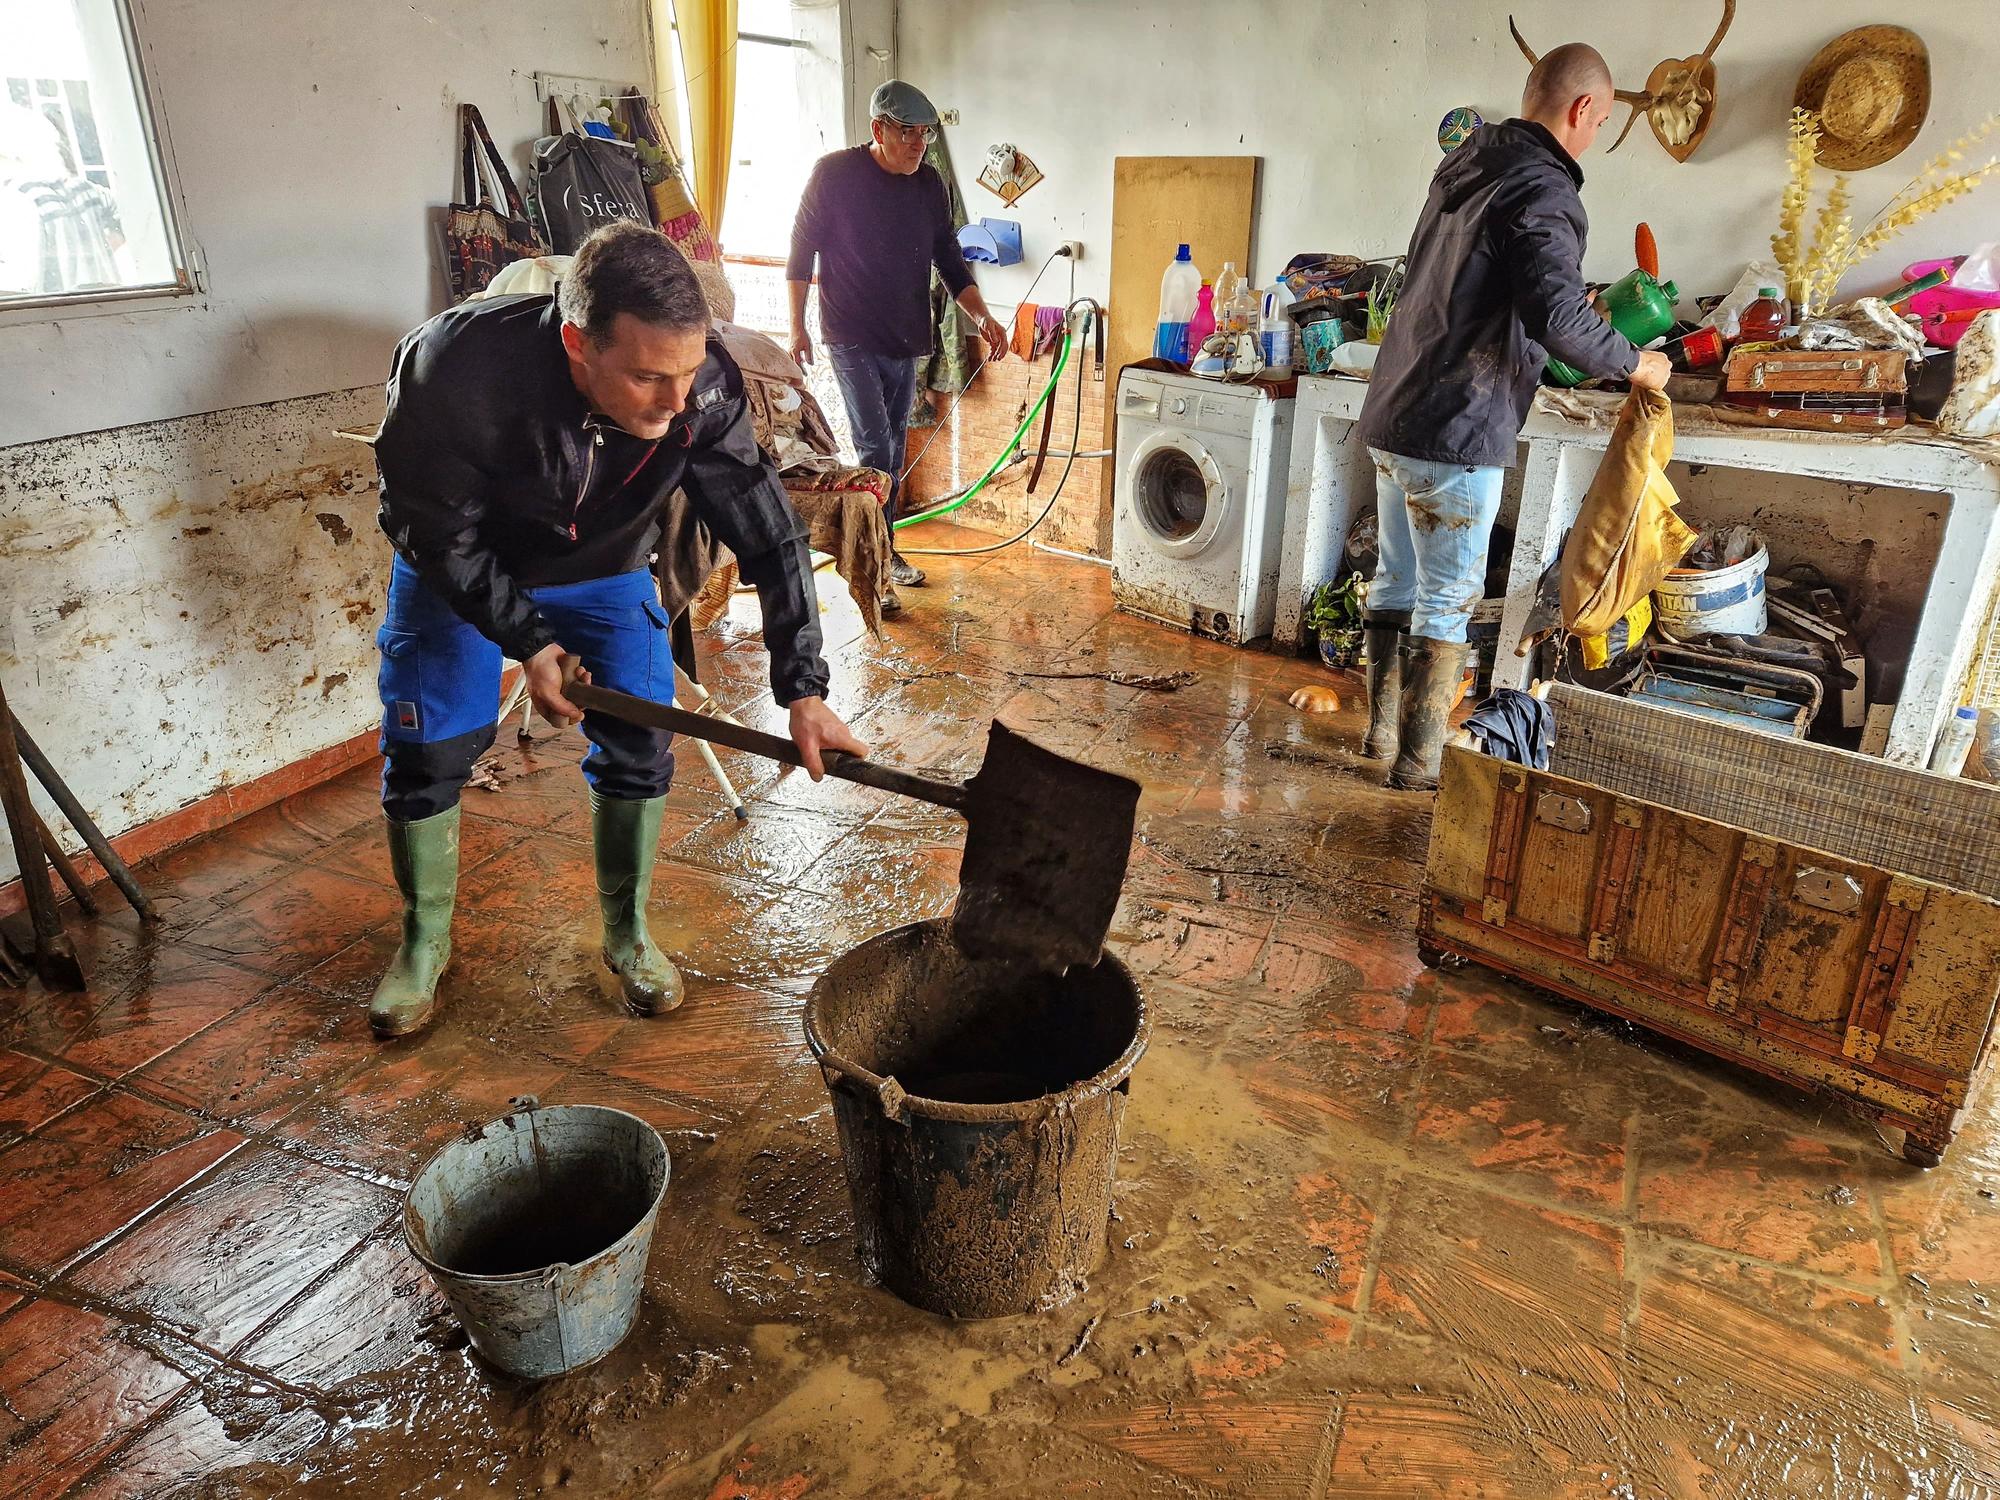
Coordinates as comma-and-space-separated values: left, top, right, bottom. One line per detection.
893, 329, 1074, 530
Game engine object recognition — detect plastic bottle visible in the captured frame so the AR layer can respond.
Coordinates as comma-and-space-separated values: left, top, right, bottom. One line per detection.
1227, 281, 1260, 338
1260, 288, 1293, 370
1153, 243, 1201, 361
1183, 281, 1216, 363
1737, 286, 1789, 344
1930, 705, 1979, 775
1213, 262, 1242, 331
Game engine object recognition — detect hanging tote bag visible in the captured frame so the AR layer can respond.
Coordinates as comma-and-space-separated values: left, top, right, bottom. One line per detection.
532, 98, 652, 254
443, 104, 545, 303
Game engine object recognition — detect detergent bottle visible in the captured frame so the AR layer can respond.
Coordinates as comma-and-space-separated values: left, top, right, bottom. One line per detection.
1183, 281, 1217, 363
1153, 243, 1201, 361
1260, 287, 1294, 371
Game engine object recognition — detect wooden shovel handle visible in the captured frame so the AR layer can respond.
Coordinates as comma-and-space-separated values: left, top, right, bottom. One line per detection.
563, 680, 969, 812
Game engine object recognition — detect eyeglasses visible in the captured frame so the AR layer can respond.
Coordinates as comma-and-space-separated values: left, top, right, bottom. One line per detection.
878, 119, 937, 144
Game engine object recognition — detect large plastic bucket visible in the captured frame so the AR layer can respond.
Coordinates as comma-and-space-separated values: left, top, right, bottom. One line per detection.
1655, 539, 1769, 636
403, 1100, 669, 1379
804, 920, 1148, 1319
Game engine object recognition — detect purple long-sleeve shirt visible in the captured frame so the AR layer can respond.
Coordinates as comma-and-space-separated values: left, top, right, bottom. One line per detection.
787, 146, 973, 358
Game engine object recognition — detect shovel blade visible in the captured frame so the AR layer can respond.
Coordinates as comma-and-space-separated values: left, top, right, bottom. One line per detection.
948, 723, 1140, 971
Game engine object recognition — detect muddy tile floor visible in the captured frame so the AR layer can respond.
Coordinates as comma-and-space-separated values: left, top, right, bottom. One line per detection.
2, 523, 1997, 1498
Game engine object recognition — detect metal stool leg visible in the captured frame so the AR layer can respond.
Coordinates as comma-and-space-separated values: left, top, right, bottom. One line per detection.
673, 665, 748, 821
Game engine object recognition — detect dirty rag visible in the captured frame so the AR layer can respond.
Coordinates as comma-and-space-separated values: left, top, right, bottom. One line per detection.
1463, 688, 1554, 769
1795, 297, 1926, 361
1560, 388, 1699, 636
684, 469, 897, 639
1010, 301, 1040, 360
920, 131, 975, 401
1033, 305, 1065, 357
657, 319, 896, 637
1939, 310, 2000, 439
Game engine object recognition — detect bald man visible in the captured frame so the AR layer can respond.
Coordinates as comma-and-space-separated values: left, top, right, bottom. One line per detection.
1356, 43, 1672, 792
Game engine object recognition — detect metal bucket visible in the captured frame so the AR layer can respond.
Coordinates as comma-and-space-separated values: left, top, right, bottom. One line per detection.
803, 920, 1148, 1319
403, 1098, 669, 1379
1656, 536, 1770, 637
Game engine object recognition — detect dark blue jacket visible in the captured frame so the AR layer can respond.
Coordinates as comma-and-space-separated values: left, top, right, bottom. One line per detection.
1358, 119, 1638, 468
373, 294, 829, 706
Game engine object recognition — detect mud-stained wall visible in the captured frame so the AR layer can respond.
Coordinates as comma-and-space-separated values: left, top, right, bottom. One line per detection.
0, 389, 388, 883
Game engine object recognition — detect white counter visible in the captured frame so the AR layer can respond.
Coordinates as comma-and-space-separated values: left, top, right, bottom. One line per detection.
1277, 374, 2000, 767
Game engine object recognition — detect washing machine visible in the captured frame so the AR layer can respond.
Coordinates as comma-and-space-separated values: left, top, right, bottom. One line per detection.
1111, 368, 1296, 644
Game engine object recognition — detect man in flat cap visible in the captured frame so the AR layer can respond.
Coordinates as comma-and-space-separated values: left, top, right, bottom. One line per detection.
787, 80, 1008, 595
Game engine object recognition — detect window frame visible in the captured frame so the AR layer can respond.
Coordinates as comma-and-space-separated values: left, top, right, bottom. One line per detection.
0, 0, 202, 323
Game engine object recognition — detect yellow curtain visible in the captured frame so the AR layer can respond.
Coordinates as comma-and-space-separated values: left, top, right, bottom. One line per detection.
660, 0, 737, 236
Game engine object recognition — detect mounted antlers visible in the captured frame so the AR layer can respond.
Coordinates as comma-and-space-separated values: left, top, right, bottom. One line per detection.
1510, 1, 1735, 162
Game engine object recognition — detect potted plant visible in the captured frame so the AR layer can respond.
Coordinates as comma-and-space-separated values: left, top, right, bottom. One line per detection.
1303, 574, 1366, 668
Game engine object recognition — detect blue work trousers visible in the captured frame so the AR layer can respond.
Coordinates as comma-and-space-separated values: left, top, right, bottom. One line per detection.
825, 343, 921, 522
376, 558, 678, 821
1366, 448, 1505, 643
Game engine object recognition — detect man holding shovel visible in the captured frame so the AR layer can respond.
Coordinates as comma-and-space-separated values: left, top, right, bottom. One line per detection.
368, 220, 866, 1038
1357, 42, 1671, 791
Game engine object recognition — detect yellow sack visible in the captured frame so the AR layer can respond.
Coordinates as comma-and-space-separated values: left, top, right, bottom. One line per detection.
1578, 595, 1651, 669
1560, 389, 1698, 637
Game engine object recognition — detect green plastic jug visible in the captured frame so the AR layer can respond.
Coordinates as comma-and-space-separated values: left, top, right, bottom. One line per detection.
1545, 269, 1679, 388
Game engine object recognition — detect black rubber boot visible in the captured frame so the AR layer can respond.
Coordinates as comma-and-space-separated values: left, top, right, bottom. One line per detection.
1361, 610, 1410, 760
1387, 637, 1470, 792
592, 792, 686, 1015
369, 807, 460, 1038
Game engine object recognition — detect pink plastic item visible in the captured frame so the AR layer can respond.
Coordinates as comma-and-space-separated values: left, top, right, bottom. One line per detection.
1903, 257, 2000, 348
1183, 282, 1217, 363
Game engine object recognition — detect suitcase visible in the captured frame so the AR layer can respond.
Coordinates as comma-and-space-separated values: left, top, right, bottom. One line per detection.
1720, 348, 1907, 432
1419, 684, 2000, 1165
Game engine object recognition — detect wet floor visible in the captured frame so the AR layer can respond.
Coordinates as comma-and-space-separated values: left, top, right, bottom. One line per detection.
1, 521, 1996, 1497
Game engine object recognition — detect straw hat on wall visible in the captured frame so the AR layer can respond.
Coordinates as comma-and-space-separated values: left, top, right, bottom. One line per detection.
1794, 26, 1931, 170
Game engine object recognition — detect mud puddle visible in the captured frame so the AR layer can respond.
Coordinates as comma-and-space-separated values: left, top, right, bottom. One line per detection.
174, 911, 1997, 1500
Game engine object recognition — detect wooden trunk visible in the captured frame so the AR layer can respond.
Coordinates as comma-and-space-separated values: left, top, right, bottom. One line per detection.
1720, 348, 1908, 432
1420, 686, 2000, 1166
1723, 348, 1908, 396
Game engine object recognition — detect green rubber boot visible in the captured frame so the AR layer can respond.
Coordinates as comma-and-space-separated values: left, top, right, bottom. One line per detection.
593, 792, 686, 1015
1387, 637, 1472, 793
1361, 610, 1411, 760
368, 806, 460, 1038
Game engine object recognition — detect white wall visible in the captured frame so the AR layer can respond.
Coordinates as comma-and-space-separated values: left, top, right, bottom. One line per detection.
1, 0, 653, 885
901, 0, 2000, 315
836, 0, 898, 144
1, 0, 652, 448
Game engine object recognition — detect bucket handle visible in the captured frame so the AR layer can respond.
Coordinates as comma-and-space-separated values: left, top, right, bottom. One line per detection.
816, 1048, 910, 1125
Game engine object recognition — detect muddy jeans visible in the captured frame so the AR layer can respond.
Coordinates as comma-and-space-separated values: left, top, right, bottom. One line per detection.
1366, 448, 1505, 643
825, 344, 921, 523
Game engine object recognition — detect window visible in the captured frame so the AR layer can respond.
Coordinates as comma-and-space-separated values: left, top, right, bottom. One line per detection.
716, 0, 808, 260
1, 0, 191, 308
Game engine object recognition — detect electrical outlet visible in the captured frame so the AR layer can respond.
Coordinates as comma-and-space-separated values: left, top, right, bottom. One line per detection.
939, 108, 961, 126
1060, 240, 1084, 261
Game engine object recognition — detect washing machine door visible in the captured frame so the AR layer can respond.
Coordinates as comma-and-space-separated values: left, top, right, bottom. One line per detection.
1125, 428, 1233, 560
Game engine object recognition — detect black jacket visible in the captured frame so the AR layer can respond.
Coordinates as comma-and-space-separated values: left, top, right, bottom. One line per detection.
374, 294, 829, 705
1358, 119, 1638, 468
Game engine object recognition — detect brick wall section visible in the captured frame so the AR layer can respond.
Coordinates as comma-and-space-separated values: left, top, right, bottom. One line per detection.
900, 344, 1111, 557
